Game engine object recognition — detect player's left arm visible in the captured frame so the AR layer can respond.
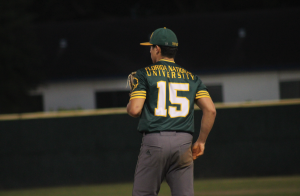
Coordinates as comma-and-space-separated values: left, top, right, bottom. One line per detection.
192, 77, 216, 160
192, 97, 216, 160
127, 98, 145, 118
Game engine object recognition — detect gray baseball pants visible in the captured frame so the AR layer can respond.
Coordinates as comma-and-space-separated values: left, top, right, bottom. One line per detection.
132, 131, 194, 196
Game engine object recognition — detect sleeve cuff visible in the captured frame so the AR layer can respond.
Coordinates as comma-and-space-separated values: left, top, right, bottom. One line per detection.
130, 91, 146, 100
195, 90, 210, 99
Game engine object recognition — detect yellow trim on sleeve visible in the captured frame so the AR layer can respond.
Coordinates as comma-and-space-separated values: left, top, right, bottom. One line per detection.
130, 90, 146, 100
131, 93, 146, 96
130, 96, 147, 100
197, 90, 208, 93
196, 94, 210, 97
131, 91, 146, 94
131, 91, 146, 96
195, 95, 211, 99
196, 91, 209, 95
196, 92, 209, 95
195, 90, 210, 99
196, 93, 209, 95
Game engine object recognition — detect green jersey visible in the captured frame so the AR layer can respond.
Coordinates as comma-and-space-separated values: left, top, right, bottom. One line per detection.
130, 59, 210, 133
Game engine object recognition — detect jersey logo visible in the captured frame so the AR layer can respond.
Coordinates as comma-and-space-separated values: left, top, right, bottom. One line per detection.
132, 77, 138, 91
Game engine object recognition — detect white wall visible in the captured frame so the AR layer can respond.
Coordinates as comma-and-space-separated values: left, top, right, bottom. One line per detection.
278, 70, 300, 81
35, 78, 128, 111
35, 70, 300, 111
200, 71, 280, 102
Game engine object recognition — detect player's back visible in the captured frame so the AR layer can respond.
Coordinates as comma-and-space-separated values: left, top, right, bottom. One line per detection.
131, 59, 209, 133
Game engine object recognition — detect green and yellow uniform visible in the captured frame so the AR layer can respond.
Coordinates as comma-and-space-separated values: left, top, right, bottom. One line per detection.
130, 59, 210, 133
131, 27, 214, 196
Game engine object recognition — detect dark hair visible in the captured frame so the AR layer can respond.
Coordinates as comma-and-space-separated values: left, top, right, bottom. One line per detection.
152, 45, 178, 58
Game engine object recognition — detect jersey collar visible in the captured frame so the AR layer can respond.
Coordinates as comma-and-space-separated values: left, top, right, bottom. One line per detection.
159, 59, 175, 63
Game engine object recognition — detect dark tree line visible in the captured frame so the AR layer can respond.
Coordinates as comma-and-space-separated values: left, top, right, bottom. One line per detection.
0, 0, 43, 114
0, 0, 299, 114
27, 0, 300, 23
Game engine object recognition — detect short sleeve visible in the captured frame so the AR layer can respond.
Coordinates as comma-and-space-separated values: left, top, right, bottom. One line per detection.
130, 69, 147, 100
195, 76, 210, 99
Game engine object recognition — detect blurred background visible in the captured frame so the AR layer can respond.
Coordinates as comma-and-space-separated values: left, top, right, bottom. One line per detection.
1, 0, 300, 113
0, 0, 300, 194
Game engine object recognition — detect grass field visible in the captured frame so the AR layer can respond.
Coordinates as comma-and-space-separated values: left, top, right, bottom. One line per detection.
1, 176, 299, 196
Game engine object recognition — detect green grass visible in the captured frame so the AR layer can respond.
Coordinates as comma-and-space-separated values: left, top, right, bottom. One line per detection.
1, 176, 300, 196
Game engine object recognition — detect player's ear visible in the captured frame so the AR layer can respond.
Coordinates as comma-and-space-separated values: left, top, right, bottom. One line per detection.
156, 45, 161, 54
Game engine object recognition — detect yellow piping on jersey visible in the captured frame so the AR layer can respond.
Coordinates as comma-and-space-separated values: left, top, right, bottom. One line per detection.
195, 95, 211, 99
131, 94, 146, 96
131, 91, 146, 94
196, 91, 209, 95
130, 91, 147, 100
196, 90, 210, 99
130, 96, 146, 100
159, 59, 175, 63
196, 93, 210, 96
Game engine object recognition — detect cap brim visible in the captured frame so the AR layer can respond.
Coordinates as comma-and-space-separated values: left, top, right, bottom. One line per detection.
140, 42, 153, 46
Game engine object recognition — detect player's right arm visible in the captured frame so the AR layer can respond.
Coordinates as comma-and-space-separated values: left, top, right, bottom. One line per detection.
192, 96, 216, 160
127, 69, 147, 118
127, 98, 145, 118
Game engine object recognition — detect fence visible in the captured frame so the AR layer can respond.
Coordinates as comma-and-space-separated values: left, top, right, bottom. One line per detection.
0, 99, 300, 189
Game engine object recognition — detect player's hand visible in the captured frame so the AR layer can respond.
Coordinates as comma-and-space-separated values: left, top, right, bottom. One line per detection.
192, 141, 205, 160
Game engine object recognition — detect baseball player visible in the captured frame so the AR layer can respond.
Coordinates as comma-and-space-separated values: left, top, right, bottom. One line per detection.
127, 27, 216, 196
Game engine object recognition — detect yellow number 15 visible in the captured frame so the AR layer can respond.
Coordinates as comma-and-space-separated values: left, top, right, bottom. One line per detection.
155, 81, 190, 118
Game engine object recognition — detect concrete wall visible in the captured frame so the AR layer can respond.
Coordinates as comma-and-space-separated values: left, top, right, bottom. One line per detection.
201, 71, 280, 102
35, 70, 300, 111
36, 78, 128, 111
201, 70, 300, 103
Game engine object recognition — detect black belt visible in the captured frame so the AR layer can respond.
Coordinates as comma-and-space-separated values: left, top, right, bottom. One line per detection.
144, 131, 193, 135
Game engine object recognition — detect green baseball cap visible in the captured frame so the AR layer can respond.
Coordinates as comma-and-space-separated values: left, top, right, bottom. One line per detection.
140, 27, 178, 47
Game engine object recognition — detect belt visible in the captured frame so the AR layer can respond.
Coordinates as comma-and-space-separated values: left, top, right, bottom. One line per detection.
144, 131, 193, 135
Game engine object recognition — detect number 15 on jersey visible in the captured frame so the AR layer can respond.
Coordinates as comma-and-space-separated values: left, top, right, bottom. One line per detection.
155, 81, 190, 118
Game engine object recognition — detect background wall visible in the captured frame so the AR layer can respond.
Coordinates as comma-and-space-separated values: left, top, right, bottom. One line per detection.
35, 70, 300, 111
1, 101, 299, 189
36, 78, 128, 111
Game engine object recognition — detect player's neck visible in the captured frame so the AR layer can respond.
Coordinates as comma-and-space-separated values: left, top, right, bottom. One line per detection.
155, 56, 174, 63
